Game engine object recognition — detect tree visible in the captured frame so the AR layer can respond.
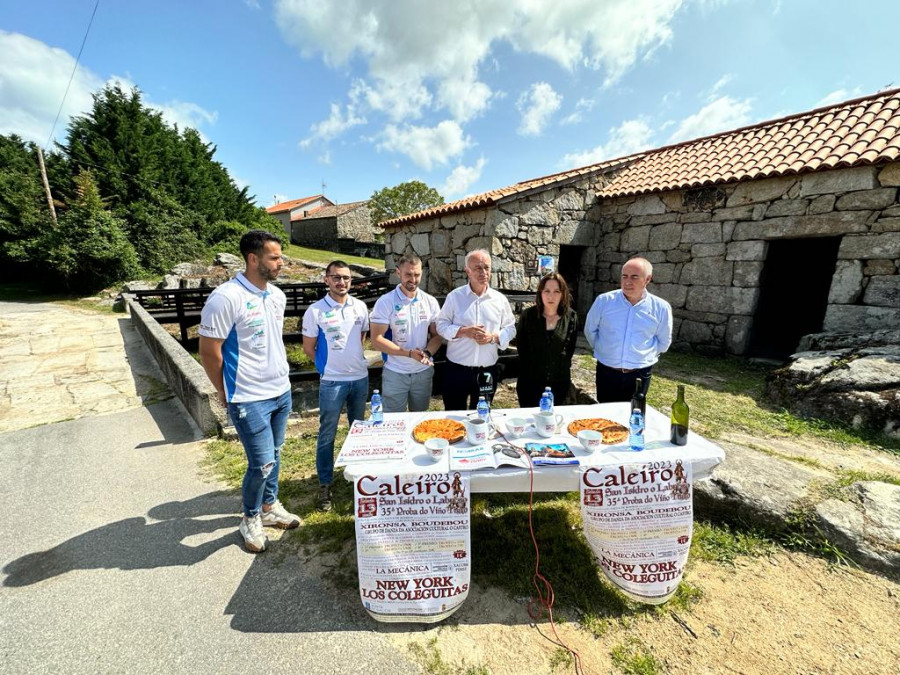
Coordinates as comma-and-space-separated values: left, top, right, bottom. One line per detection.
45, 170, 139, 291
0, 135, 54, 271
369, 180, 444, 225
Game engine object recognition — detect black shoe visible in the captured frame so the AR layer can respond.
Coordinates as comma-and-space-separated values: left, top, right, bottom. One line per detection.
317, 485, 333, 512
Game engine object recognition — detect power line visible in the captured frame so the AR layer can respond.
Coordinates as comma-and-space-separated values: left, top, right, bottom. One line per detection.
45, 0, 101, 151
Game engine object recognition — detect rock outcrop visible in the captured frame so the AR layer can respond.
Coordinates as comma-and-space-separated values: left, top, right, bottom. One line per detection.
765, 330, 900, 438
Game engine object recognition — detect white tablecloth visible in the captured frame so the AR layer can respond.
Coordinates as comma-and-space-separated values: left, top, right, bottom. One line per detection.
341, 403, 725, 493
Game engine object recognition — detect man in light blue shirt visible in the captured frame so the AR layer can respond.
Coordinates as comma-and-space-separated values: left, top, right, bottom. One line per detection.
584, 257, 673, 404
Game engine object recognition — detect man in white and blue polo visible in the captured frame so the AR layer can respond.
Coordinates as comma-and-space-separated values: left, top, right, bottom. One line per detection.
199, 230, 301, 553
301, 260, 370, 512
370, 253, 443, 413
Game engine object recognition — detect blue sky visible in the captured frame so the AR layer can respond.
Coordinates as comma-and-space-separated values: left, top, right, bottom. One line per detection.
1, 0, 898, 208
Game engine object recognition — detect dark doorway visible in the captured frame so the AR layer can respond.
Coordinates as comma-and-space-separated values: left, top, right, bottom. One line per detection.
748, 236, 841, 360
558, 245, 586, 320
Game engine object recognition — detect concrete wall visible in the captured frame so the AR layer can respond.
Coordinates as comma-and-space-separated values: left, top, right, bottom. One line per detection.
126, 296, 226, 436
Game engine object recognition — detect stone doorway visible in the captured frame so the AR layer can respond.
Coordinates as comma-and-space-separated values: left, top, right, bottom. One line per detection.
558, 244, 586, 322
748, 236, 841, 360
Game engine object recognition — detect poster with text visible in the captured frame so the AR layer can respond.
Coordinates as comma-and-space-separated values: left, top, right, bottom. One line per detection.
335, 420, 408, 466
580, 459, 693, 604
354, 471, 471, 622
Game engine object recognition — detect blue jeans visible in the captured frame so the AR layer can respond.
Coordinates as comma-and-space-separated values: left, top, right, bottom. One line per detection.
228, 389, 292, 518
316, 377, 368, 486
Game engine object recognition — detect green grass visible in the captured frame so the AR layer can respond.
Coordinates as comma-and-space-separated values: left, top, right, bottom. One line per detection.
282, 243, 384, 268
689, 521, 776, 565
635, 351, 900, 454
610, 637, 665, 675
285, 343, 313, 369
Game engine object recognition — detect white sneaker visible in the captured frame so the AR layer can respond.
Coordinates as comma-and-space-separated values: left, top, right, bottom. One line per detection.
260, 500, 302, 530
239, 513, 267, 552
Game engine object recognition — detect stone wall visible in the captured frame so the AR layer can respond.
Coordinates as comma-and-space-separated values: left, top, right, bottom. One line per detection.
591, 163, 899, 354
385, 162, 900, 354
337, 204, 377, 242
291, 205, 378, 249
385, 174, 608, 301
292, 215, 338, 248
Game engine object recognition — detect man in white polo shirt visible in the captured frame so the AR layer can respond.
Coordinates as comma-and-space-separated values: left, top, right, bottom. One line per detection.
198, 230, 301, 553
302, 260, 370, 512
370, 253, 443, 413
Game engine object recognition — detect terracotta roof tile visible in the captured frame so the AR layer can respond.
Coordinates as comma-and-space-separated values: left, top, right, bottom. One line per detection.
290, 200, 369, 222
598, 87, 900, 198
381, 156, 636, 227
384, 88, 900, 227
266, 194, 327, 215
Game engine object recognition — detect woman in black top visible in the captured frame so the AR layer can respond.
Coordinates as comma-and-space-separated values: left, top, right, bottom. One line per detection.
515, 273, 579, 408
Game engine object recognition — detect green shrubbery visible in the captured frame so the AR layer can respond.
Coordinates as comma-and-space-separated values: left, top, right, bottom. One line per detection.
0, 84, 278, 291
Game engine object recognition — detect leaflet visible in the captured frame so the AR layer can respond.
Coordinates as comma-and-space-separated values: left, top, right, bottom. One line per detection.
335, 419, 408, 466
449, 443, 531, 471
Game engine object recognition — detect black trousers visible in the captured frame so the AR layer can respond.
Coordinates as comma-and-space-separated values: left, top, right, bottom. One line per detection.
594, 362, 652, 404
516, 378, 571, 408
442, 361, 498, 412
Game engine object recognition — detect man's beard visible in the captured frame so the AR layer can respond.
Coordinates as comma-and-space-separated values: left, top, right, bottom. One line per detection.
259, 262, 280, 281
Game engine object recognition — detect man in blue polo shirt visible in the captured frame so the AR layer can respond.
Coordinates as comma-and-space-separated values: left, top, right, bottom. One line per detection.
198, 230, 301, 553
302, 260, 370, 512
584, 256, 673, 404
370, 253, 443, 413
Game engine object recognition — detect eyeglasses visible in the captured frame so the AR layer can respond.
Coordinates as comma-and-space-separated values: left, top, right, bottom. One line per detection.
328, 275, 352, 282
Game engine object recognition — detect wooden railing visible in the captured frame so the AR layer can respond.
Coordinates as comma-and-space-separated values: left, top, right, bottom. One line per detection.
131, 272, 535, 345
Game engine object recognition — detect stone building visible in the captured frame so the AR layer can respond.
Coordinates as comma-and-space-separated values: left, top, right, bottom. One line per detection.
290, 200, 380, 255
266, 194, 334, 238
382, 88, 900, 358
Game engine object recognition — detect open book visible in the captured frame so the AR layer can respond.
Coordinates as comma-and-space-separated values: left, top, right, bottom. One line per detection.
449, 441, 579, 471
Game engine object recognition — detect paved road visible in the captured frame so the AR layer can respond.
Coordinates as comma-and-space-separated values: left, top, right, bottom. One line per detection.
0, 302, 419, 674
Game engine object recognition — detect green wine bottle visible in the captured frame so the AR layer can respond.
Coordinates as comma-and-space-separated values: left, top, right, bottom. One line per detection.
670, 384, 689, 446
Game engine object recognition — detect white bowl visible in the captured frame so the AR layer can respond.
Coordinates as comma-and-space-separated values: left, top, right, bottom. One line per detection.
424, 437, 449, 461
577, 429, 604, 452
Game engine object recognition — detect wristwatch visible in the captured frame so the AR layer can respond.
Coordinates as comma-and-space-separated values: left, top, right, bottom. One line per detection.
423, 349, 433, 359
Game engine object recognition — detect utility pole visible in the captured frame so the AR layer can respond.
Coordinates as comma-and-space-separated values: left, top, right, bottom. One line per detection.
36, 146, 58, 229
321, 179, 327, 198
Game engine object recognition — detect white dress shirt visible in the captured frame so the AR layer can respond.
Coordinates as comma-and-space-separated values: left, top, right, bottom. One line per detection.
436, 284, 516, 367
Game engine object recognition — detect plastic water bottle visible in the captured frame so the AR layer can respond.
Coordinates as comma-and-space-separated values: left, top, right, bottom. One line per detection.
541, 387, 553, 412
370, 390, 383, 424
476, 396, 490, 422
629, 407, 645, 451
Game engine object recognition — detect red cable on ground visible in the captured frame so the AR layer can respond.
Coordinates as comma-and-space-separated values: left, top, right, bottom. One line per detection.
495, 427, 585, 675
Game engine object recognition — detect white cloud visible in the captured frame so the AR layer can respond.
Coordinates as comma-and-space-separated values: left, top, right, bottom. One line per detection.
274, 0, 687, 129
560, 98, 595, 126
517, 82, 562, 136
317, 150, 332, 165
707, 74, 733, 100
154, 100, 218, 132
300, 101, 366, 147
377, 120, 470, 170
0, 31, 217, 146
667, 95, 752, 143
561, 118, 654, 168
440, 157, 487, 197
816, 87, 863, 108
272, 193, 289, 205
0, 31, 102, 144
